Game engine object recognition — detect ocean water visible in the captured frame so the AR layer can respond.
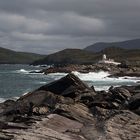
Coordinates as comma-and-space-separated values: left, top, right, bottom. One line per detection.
0, 64, 139, 103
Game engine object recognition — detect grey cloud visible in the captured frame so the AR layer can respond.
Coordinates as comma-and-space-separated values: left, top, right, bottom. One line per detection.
0, 0, 140, 54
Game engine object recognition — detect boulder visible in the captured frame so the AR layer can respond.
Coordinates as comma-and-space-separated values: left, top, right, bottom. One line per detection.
0, 131, 14, 140
54, 103, 95, 123
109, 86, 131, 101
90, 106, 119, 120
3, 100, 16, 107
128, 93, 140, 115
75, 91, 96, 105
33, 106, 49, 115
88, 91, 120, 109
105, 110, 140, 140
37, 73, 92, 98
16, 90, 74, 114
0, 100, 16, 114
42, 67, 71, 74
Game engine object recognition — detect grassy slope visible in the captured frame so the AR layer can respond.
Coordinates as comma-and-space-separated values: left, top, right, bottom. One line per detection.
32, 47, 140, 66
32, 49, 98, 65
0, 47, 45, 64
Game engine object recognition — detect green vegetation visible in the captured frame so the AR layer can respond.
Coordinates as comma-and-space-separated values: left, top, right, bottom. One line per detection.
32, 49, 98, 65
32, 47, 140, 66
0, 47, 45, 64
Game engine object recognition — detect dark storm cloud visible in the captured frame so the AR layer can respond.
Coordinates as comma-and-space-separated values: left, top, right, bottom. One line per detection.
0, 0, 140, 54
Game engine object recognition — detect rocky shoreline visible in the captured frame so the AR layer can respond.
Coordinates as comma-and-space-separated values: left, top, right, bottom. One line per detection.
39, 63, 140, 78
0, 73, 140, 140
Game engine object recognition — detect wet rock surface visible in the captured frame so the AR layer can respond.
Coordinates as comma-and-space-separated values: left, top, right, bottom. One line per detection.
0, 73, 140, 140
40, 63, 140, 77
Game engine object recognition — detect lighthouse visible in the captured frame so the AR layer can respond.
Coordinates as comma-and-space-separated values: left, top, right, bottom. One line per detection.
103, 54, 107, 60
98, 54, 121, 65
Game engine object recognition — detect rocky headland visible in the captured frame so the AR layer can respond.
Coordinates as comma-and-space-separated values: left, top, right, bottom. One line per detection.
40, 63, 140, 78
0, 73, 140, 140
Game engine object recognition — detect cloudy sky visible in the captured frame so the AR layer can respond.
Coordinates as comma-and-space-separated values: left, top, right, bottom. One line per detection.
0, 0, 140, 54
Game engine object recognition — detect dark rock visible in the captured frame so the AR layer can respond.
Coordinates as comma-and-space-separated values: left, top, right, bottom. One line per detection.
118, 60, 130, 68
105, 110, 140, 140
75, 91, 96, 105
54, 103, 95, 123
0, 100, 15, 114
110, 72, 140, 77
16, 90, 74, 114
109, 87, 131, 101
3, 100, 15, 107
87, 87, 132, 110
42, 67, 71, 74
37, 73, 92, 98
29, 70, 43, 74
33, 106, 49, 115
90, 106, 119, 120
0, 131, 14, 140
88, 91, 120, 109
0, 72, 140, 140
128, 93, 140, 115
122, 85, 140, 96
90, 85, 96, 92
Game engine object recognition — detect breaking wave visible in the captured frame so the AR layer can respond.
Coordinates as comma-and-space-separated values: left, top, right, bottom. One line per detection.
15, 69, 41, 74
0, 98, 6, 103
15, 69, 30, 74
47, 71, 139, 91
72, 71, 110, 81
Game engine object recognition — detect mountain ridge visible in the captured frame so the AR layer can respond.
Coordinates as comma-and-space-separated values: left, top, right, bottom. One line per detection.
84, 38, 140, 52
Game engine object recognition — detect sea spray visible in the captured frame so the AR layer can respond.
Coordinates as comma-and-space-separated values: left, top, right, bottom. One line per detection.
72, 71, 110, 81
0, 98, 6, 103
0, 65, 139, 101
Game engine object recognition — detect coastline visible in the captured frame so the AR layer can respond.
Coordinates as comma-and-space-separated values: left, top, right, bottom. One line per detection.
0, 71, 140, 139
40, 63, 140, 77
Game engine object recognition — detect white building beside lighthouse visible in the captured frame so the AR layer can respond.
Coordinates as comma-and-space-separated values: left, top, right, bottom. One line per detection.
98, 54, 120, 65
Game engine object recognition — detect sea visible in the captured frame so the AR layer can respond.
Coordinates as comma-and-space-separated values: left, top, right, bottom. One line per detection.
0, 64, 139, 103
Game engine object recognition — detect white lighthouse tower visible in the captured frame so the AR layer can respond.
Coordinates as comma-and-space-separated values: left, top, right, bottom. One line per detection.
103, 54, 107, 60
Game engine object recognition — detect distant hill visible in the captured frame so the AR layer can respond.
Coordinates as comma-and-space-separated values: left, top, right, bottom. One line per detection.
32, 48, 140, 66
84, 39, 140, 52
0, 47, 45, 64
32, 49, 98, 65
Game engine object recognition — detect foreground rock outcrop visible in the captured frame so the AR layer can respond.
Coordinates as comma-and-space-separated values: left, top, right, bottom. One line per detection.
0, 73, 140, 140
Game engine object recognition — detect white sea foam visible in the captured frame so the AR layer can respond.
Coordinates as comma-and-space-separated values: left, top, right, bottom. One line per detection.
94, 86, 110, 91
12, 96, 19, 100
39, 81, 47, 84
47, 72, 68, 80
72, 71, 110, 81
72, 71, 139, 83
15, 69, 42, 75
47, 71, 139, 91
22, 92, 29, 96
0, 98, 6, 103
16, 69, 29, 73
0, 96, 20, 103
